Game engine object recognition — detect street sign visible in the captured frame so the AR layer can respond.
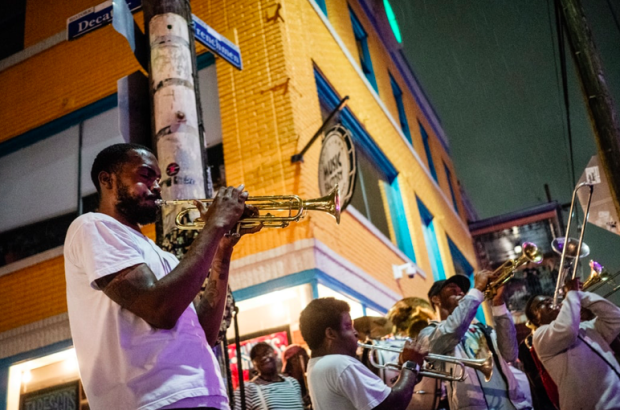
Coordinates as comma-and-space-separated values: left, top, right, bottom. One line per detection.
67, 1, 243, 70
192, 15, 243, 71
67, 0, 142, 41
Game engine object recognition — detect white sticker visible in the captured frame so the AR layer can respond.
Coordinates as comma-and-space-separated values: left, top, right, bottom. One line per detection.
585, 166, 601, 184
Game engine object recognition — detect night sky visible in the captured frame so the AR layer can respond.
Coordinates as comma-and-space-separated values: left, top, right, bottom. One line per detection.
392, 0, 620, 272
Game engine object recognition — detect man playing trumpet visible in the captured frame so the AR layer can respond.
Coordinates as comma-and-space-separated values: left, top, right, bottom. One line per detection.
64, 143, 261, 409
526, 278, 620, 409
418, 273, 532, 410
300, 297, 426, 410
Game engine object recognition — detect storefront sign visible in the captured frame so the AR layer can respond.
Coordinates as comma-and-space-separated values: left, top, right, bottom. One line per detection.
20, 381, 79, 410
318, 125, 356, 209
227, 329, 290, 389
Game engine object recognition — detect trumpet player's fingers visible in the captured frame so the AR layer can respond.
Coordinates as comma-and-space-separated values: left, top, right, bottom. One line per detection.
400, 338, 426, 366
243, 204, 260, 218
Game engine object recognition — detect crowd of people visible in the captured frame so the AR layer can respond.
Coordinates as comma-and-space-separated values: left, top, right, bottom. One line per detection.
64, 143, 620, 410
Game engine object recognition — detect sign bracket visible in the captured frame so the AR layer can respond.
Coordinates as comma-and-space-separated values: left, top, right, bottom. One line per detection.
291, 96, 349, 163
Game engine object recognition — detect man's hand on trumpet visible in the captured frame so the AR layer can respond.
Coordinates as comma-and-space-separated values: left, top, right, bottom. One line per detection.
398, 338, 426, 368
473, 269, 496, 293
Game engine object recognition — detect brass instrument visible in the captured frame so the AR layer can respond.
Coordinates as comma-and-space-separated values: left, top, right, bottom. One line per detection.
552, 182, 594, 308
358, 342, 493, 382
484, 242, 543, 300
157, 185, 341, 231
582, 260, 610, 290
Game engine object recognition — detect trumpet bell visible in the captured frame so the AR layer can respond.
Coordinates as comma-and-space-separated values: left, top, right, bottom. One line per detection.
552, 237, 590, 259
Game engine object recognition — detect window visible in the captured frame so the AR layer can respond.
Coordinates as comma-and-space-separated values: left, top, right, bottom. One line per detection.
419, 121, 437, 182
315, 67, 414, 259
349, 8, 378, 92
417, 197, 445, 281
444, 162, 458, 212
0, 0, 26, 60
348, 152, 391, 239
389, 74, 412, 145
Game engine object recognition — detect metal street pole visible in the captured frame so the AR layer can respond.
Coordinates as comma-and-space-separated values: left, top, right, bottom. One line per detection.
142, 0, 210, 245
559, 0, 620, 219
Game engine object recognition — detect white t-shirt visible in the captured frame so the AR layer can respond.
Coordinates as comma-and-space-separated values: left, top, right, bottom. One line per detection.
307, 354, 390, 410
64, 212, 229, 410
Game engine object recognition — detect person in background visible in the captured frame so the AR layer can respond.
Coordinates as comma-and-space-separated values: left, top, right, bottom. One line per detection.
300, 297, 426, 410
234, 342, 305, 410
418, 273, 532, 410
526, 278, 620, 410
281, 344, 312, 409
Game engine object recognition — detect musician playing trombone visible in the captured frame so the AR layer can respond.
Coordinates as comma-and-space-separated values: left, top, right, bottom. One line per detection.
525, 278, 620, 410
299, 297, 427, 410
418, 273, 532, 410
64, 143, 261, 410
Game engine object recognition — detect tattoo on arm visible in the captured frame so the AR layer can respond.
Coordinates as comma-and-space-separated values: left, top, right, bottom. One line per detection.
204, 279, 221, 308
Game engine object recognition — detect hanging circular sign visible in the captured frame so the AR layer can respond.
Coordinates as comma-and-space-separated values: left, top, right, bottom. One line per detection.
318, 125, 357, 210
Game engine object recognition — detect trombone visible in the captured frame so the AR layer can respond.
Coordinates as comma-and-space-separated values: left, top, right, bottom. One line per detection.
552, 182, 594, 308
156, 185, 341, 232
358, 342, 493, 382
484, 242, 543, 300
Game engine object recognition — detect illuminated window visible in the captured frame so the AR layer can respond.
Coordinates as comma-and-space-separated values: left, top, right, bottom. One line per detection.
7, 348, 88, 410
317, 284, 365, 319
227, 284, 314, 339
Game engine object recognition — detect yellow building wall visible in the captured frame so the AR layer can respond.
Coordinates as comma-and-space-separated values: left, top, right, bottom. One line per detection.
0, 0, 477, 336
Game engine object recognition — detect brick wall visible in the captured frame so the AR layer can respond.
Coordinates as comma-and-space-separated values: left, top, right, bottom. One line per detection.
0, 0, 477, 335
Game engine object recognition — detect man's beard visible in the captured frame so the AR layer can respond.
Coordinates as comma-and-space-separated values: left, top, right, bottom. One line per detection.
116, 182, 160, 225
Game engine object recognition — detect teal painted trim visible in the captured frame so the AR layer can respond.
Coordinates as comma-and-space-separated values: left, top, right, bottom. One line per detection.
0, 339, 74, 410
0, 94, 118, 159
383, 179, 416, 262
314, 0, 328, 16
232, 270, 319, 301
315, 271, 387, 314
417, 197, 446, 281
231, 269, 388, 314
196, 52, 215, 70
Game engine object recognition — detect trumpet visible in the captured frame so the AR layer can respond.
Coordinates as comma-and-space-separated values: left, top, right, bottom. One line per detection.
358, 342, 493, 382
156, 185, 341, 231
484, 242, 543, 299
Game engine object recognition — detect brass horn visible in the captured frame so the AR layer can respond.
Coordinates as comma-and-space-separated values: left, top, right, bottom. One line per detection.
156, 185, 341, 231
358, 342, 493, 382
582, 260, 610, 290
484, 242, 543, 300
552, 182, 594, 308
